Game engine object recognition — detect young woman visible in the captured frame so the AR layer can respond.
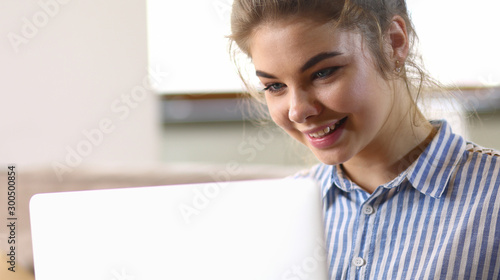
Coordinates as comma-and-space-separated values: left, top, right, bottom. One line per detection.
229, 0, 500, 279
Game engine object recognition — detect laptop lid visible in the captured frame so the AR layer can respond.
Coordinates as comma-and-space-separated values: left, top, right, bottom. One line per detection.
30, 178, 328, 280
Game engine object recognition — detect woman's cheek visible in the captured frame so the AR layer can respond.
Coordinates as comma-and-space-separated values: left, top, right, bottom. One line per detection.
267, 99, 290, 128
320, 84, 357, 113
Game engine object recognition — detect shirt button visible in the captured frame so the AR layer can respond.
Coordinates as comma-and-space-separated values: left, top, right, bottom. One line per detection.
363, 205, 375, 215
353, 257, 366, 267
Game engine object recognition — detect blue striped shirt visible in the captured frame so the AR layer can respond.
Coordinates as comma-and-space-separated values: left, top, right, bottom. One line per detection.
297, 120, 500, 279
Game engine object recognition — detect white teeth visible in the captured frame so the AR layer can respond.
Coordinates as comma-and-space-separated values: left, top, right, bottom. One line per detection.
307, 118, 347, 138
308, 123, 336, 138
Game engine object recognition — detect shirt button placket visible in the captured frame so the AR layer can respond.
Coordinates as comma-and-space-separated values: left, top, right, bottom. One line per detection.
351, 204, 374, 277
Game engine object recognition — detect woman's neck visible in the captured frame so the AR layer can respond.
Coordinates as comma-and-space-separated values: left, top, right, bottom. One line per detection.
341, 100, 436, 194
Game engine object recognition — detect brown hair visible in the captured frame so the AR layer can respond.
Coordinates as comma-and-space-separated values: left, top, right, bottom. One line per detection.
228, 0, 437, 114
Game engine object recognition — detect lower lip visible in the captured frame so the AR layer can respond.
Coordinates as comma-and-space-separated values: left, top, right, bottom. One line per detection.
306, 119, 346, 149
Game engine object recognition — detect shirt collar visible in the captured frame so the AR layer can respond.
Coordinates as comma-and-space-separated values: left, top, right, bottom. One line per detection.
405, 120, 466, 198
324, 120, 466, 199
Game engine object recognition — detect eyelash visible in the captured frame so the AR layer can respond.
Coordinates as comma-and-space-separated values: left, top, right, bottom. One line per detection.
263, 83, 286, 93
262, 67, 341, 94
312, 67, 340, 80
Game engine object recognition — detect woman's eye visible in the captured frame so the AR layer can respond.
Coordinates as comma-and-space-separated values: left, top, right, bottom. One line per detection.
263, 83, 286, 93
313, 67, 339, 79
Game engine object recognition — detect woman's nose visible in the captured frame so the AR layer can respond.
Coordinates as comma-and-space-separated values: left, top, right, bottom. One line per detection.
288, 88, 322, 123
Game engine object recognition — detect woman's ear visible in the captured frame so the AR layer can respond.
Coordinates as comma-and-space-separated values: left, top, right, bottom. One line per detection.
386, 15, 409, 62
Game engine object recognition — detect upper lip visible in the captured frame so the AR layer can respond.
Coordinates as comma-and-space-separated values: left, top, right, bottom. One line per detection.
301, 117, 346, 135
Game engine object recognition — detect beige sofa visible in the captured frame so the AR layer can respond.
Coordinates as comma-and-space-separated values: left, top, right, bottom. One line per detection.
0, 163, 303, 279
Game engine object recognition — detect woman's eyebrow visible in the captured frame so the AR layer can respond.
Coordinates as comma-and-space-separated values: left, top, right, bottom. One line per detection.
255, 51, 343, 79
255, 70, 277, 79
300, 51, 343, 72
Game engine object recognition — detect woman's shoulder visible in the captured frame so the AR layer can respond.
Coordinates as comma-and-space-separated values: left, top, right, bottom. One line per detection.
464, 141, 500, 158
430, 120, 499, 181
457, 141, 500, 185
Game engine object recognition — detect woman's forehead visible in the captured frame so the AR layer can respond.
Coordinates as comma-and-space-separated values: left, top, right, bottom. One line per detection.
249, 19, 362, 65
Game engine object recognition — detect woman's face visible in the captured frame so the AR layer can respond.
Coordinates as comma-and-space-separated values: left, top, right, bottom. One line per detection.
249, 18, 398, 165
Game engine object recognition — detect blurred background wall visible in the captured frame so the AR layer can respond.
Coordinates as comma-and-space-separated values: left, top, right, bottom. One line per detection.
1, 0, 499, 172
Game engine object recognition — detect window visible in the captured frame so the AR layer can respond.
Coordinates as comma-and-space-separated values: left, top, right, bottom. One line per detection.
408, 0, 500, 87
147, 0, 245, 94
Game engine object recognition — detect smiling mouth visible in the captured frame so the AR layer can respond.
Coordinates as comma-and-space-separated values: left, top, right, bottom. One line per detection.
308, 117, 348, 138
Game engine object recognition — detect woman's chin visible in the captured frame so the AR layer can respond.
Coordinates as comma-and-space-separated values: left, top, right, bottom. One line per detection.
311, 149, 352, 166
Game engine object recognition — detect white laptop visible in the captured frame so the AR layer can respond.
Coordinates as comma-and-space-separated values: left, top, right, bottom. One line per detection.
30, 178, 328, 280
